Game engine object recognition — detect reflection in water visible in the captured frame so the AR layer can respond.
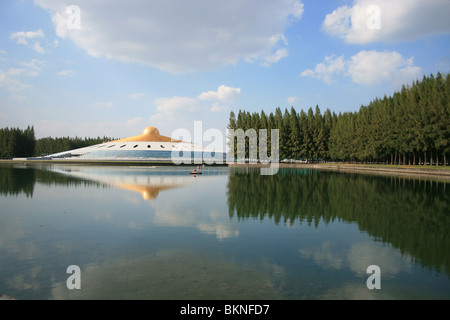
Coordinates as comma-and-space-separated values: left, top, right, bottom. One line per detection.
0, 164, 99, 197
227, 167, 450, 276
0, 164, 225, 201
47, 165, 201, 200
50, 249, 283, 300
0, 164, 449, 300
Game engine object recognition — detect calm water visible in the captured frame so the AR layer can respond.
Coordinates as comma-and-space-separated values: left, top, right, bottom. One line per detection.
0, 163, 449, 300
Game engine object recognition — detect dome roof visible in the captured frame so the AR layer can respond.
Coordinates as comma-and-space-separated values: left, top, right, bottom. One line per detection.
114, 126, 180, 143
143, 126, 159, 136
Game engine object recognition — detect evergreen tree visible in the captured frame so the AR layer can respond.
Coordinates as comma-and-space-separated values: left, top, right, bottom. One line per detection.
227, 72, 448, 165
227, 111, 237, 158
314, 106, 327, 161
298, 110, 308, 159
288, 107, 301, 159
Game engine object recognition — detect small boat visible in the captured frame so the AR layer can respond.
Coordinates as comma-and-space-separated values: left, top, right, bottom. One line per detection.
190, 170, 202, 175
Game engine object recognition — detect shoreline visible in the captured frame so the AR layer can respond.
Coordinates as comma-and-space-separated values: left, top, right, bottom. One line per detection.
231, 162, 450, 180
1, 159, 449, 180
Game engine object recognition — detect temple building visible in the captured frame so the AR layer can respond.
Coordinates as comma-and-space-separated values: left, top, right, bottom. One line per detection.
29, 126, 226, 164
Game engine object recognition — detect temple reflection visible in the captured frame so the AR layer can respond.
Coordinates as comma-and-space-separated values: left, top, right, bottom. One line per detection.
47, 165, 222, 200
0, 164, 227, 201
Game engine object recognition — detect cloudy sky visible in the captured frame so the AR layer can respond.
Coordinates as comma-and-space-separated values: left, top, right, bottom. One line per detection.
0, 0, 449, 140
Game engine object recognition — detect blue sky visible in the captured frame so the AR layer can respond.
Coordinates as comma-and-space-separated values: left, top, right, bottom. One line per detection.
1, 0, 449, 140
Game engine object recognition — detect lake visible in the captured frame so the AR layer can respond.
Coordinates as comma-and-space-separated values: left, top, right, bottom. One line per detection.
0, 163, 449, 300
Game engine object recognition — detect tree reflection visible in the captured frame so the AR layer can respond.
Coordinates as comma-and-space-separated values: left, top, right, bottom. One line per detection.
0, 165, 101, 197
227, 167, 450, 276
0, 166, 36, 197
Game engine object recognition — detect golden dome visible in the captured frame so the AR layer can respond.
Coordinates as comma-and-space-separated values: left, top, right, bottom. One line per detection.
143, 126, 159, 136
114, 126, 181, 142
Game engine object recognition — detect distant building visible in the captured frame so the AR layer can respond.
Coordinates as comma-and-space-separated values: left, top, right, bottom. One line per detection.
28, 126, 226, 164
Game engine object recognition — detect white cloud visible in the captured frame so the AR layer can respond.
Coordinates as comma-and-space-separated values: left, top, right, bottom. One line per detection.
436, 57, 450, 71
7, 68, 27, 76
287, 96, 299, 105
0, 59, 47, 96
125, 117, 143, 126
129, 93, 146, 100
262, 47, 289, 67
35, 0, 303, 72
301, 50, 422, 87
198, 85, 241, 103
0, 71, 32, 92
155, 96, 200, 117
20, 59, 46, 76
150, 85, 242, 134
92, 101, 115, 108
210, 103, 230, 113
245, 34, 290, 67
56, 70, 74, 77
10, 29, 46, 53
9, 95, 29, 103
33, 41, 46, 54
149, 113, 165, 123
322, 0, 450, 44
347, 50, 422, 86
300, 55, 346, 84
10, 29, 45, 44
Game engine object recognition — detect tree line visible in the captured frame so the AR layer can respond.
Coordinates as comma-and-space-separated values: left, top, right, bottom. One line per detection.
34, 136, 115, 157
0, 126, 36, 159
227, 73, 449, 165
0, 126, 114, 159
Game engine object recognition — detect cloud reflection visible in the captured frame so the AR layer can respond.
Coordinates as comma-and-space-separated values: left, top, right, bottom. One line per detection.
48, 165, 239, 239
299, 241, 409, 277
49, 249, 282, 300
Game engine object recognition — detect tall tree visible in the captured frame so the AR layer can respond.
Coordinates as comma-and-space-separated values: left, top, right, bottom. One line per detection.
288, 107, 301, 159
228, 72, 449, 165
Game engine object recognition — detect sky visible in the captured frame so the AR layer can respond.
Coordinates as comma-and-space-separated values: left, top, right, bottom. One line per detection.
0, 0, 449, 142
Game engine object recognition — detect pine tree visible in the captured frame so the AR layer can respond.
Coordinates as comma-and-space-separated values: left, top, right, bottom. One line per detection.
314, 106, 327, 161
298, 110, 309, 159
227, 111, 237, 158
323, 109, 333, 162
228, 72, 448, 165
288, 107, 301, 159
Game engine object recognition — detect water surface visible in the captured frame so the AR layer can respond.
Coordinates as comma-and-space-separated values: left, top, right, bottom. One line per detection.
0, 163, 448, 299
